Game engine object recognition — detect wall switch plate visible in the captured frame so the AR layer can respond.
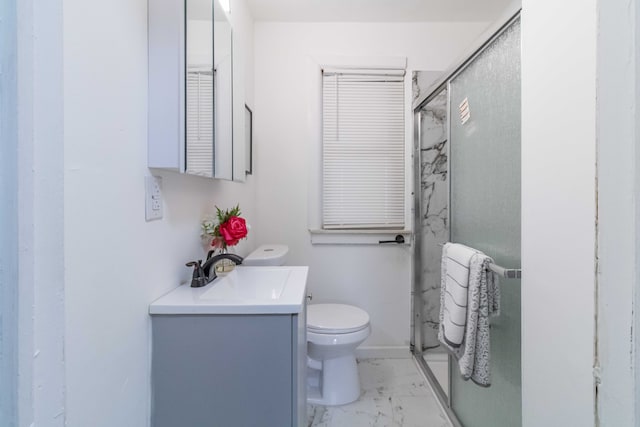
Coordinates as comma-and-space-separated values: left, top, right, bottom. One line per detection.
145, 175, 163, 221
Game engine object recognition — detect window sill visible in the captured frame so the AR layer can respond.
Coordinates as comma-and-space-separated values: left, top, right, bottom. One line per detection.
309, 229, 412, 245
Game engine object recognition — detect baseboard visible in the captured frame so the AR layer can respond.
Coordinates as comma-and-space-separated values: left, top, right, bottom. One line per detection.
355, 346, 412, 359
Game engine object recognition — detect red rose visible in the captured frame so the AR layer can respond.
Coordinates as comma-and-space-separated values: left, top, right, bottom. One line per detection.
219, 216, 248, 246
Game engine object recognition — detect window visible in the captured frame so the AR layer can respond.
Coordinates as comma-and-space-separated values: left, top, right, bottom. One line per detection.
321, 70, 405, 230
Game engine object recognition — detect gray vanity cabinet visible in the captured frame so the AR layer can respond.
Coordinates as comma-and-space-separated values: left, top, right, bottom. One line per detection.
151, 311, 306, 427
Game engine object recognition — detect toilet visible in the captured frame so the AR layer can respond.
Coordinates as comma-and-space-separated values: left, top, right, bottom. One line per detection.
306, 303, 370, 406
241, 243, 290, 266
244, 244, 371, 406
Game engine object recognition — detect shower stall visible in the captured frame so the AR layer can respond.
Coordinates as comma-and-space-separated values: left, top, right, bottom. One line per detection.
411, 9, 521, 427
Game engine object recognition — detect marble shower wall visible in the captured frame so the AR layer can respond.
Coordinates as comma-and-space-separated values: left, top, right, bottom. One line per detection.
413, 73, 449, 350
412, 70, 442, 109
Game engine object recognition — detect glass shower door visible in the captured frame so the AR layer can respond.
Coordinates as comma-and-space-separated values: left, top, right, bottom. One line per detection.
449, 17, 521, 426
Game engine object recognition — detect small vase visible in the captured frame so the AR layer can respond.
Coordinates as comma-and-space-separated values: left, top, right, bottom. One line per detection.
213, 247, 236, 277
201, 235, 215, 253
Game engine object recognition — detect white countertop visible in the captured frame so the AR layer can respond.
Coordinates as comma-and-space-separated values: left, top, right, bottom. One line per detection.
149, 266, 308, 315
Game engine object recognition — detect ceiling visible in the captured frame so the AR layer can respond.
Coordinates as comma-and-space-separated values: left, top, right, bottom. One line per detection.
246, 0, 514, 22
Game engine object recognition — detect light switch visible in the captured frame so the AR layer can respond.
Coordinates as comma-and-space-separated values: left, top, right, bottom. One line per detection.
145, 175, 163, 221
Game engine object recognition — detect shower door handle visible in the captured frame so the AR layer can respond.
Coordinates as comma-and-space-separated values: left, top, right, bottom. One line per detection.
378, 235, 405, 244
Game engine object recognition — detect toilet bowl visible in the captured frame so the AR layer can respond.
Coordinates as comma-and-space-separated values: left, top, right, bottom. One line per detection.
306, 303, 371, 406
244, 245, 371, 406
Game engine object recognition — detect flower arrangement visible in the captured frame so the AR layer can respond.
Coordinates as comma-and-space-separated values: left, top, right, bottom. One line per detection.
201, 204, 248, 251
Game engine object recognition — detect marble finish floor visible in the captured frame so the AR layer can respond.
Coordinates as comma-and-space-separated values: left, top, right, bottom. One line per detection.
307, 358, 450, 427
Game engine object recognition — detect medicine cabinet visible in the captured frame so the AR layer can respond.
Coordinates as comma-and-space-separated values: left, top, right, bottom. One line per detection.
148, 0, 246, 181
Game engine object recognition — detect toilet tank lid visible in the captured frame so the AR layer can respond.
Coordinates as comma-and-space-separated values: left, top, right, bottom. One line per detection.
307, 304, 370, 333
244, 244, 289, 263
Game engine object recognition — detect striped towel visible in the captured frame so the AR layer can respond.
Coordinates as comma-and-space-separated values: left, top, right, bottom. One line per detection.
438, 242, 501, 386
438, 243, 478, 347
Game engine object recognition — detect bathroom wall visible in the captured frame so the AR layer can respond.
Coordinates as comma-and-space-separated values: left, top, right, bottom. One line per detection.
521, 0, 597, 424
596, 1, 640, 425
14, 0, 67, 425
62, 0, 255, 426
0, 0, 18, 424
253, 22, 488, 351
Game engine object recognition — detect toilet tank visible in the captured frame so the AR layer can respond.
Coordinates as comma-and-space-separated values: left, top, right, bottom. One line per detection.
243, 244, 289, 266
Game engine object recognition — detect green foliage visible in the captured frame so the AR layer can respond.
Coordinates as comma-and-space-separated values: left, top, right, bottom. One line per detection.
215, 204, 241, 224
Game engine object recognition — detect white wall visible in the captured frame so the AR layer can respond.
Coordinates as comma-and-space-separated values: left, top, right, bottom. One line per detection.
253, 22, 488, 350
62, 0, 255, 426
14, 0, 67, 425
596, 1, 639, 425
521, 1, 597, 425
0, 0, 18, 424
635, 2, 640, 419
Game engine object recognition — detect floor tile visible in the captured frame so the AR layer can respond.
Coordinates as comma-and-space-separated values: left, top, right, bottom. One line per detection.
391, 395, 449, 427
308, 358, 450, 427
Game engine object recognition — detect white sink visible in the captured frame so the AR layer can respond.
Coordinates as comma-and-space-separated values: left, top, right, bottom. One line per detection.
200, 268, 291, 301
149, 266, 308, 315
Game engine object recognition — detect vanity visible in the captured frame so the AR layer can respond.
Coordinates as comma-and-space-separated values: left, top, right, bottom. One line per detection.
149, 266, 308, 427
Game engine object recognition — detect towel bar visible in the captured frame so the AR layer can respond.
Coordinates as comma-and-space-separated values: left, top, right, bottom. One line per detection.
487, 263, 522, 279
438, 243, 522, 279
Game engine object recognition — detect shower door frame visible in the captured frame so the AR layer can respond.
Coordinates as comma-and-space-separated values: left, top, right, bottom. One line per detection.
412, 83, 459, 425
410, 5, 522, 426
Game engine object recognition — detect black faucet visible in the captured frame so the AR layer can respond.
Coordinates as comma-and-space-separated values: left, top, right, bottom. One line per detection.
201, 251, 244, 284
185, 260, 207, 288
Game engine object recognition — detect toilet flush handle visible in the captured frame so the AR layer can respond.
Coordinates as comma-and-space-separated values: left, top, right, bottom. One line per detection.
307, 293, 313, 302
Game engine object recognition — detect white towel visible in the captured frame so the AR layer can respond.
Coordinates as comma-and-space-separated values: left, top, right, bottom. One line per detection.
439, 243, 479, 347
438, 242, 501, 386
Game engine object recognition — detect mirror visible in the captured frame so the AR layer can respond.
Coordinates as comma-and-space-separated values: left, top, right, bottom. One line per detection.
212, 0, 233, 180
231, 19, 246, 182
185, 0, 232, 179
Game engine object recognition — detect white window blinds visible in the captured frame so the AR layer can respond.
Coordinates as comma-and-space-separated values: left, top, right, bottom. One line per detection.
322, 71, 405, 230
186, 70, 214, 176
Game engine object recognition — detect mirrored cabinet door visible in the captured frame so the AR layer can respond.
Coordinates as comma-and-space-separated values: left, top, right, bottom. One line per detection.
148, 0, 187, 172
186, 0, 214, 177
185, 0, 233, 179
212, 0, 233, 180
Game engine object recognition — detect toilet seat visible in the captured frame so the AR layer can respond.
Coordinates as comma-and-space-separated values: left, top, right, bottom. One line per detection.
307, 325, 371, 346
307, 303, 370, 334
